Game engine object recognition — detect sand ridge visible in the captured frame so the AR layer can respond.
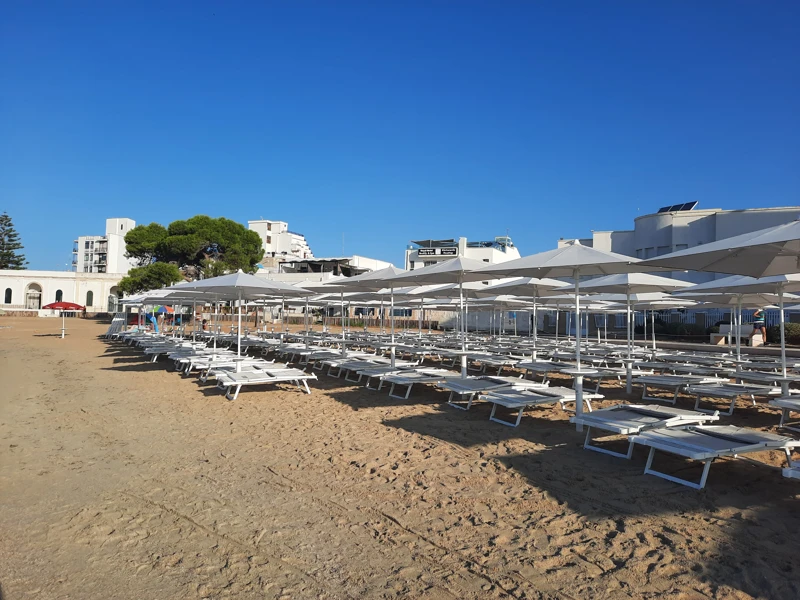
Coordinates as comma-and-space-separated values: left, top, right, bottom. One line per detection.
1, 318, 798, 599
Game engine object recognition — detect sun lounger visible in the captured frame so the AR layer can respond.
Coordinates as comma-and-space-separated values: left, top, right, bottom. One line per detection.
635, 375, 727, 404
570, 404, 720, 459
685, 383, 783, 416
215, 368, 318, 400
438, 376, 549, 410
379, 369, 456, 400
480, 387, 603, 427
768, 397, 800, 432
629, 425, 800, 489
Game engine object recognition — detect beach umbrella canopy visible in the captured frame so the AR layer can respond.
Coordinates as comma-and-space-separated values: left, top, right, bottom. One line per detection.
642, 220, 800, 277
335, 265, 407, 290
471, 276, 566, 298
177, 271, 311, 299
42, 301, 85, 311
382, 257, 489, 285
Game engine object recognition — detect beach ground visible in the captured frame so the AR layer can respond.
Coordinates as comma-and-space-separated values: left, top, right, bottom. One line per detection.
1, 317, 798, 599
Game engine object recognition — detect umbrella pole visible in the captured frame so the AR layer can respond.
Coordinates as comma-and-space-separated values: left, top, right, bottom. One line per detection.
735, 296, 742, 367
555, 309, 559, 343
390, 287, 396, 367
779, 287, 788, 394
651, 309, 656, 351
604, 313, 607, 344
341, 291, 346, 357
236, 291, 242, 372
572, 269, 585, 431
418, 297, 423, 338
460, 278, 466, 378
532, 297, 538, 361
625, 292, 633, 394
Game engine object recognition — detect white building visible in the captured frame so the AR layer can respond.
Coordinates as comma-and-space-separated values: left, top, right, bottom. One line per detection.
558, 204, 800, 282
248, 219, 314, 265
272, 255, 394, 281
0, 270, 124, 313
73, 217, 137, 274
405, 236, 521, 270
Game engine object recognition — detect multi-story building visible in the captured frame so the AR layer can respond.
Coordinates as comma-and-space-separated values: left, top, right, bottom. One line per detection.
73, 218, 137, 274
558, 204, 800, 282
248, 219, 314, 268
404, 236, 521, 270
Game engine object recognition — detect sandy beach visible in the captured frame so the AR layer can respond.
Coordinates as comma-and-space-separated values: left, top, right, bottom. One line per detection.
1, 317, 798, 599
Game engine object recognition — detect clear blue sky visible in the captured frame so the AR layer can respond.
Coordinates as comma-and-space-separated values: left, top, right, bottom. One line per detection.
2, 1, 798, 270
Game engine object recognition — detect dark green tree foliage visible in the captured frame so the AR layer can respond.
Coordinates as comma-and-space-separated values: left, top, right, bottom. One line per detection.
0, 212, 27, 269
124, 222, 168, 266
118, 262, 183, 294
121, 216, 264, 291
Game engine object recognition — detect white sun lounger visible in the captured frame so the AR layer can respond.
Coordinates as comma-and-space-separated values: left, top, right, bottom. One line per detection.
380, 370, 456, 400
438, 376, 548, 410
635, 375, 727, 404
215, 368, 318, 400
480, 387, 603, 427
685, 383, 783, 416
768, 397, 800, 432
629, 425, 800, 489
570, 404, 720, 459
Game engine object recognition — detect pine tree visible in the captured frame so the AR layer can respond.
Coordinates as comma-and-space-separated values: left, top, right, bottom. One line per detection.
0, 212, 28, 270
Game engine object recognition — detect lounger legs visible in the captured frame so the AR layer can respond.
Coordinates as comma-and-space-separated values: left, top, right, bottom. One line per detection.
388, 383, 413, 400
693, 393, 737, 417
642, 447, 714, 490
582, 427, 634, 459
489, 403, 525, 427
447, 392, 475, 411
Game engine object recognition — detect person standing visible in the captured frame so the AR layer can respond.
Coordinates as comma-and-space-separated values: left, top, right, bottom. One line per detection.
750, 308, 767, 346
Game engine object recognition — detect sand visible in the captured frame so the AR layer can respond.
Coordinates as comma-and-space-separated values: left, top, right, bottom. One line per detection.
1, 317, 798, 600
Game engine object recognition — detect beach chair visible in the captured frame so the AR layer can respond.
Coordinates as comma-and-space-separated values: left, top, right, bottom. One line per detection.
634, 375, 727, 405
570, 404, 720, 459
479, 387, 603, 427
629, 425, 800, 489
768, 397, 800, 433
215, 368, 318, 400
686, 382, 783, 416
379, 369, 456, 400
438, 376, 548, 410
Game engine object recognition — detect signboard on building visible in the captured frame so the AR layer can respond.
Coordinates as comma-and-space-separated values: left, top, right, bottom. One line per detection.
417, 247, 458, 257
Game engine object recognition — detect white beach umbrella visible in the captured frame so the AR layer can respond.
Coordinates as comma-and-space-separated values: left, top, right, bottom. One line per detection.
178, 271, 311, 369
467, 241, 647, 428
556, 273, 693, 391
642, 220, 800, 277
382, 258, 495, 377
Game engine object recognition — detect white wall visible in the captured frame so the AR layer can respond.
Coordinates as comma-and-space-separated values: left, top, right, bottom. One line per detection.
0, 270, 124, 312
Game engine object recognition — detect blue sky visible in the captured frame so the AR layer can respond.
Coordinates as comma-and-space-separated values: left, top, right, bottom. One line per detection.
2, 1, 798, 270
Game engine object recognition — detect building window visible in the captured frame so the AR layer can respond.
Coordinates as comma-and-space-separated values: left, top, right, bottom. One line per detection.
675, 244, 688, 252
86, 291, 94, 306
55, 290, 63, 302
3, 288, 11, 304
84, 241, 90, 249
266, 235, 272, 244
657, 246, 670, 256
267, 223, 272, 231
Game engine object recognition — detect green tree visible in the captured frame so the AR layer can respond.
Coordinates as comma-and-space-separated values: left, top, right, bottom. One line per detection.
124, 222, 168, 266
124, 215, 264, 280
118, 263, 183, 295
0, 212, 27, 269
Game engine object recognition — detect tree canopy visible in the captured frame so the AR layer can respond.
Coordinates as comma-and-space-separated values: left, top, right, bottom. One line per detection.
117, 262, 183, 295
119, 215, 264, 292
0, 212, 27, 270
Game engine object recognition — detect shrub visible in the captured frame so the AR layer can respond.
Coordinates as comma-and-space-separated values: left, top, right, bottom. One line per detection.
767, 323, 800, 345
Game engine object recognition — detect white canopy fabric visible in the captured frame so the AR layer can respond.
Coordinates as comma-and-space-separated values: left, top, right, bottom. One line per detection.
336, 265, 407, 290
642, 220, 800, 277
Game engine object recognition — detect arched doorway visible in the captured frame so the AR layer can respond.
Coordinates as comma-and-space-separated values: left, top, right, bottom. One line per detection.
3, 288, 11, 304
55, 289, 63, 303
86, 290, 94, 308
25, 283, 42, 309
107, 286, 122, 312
